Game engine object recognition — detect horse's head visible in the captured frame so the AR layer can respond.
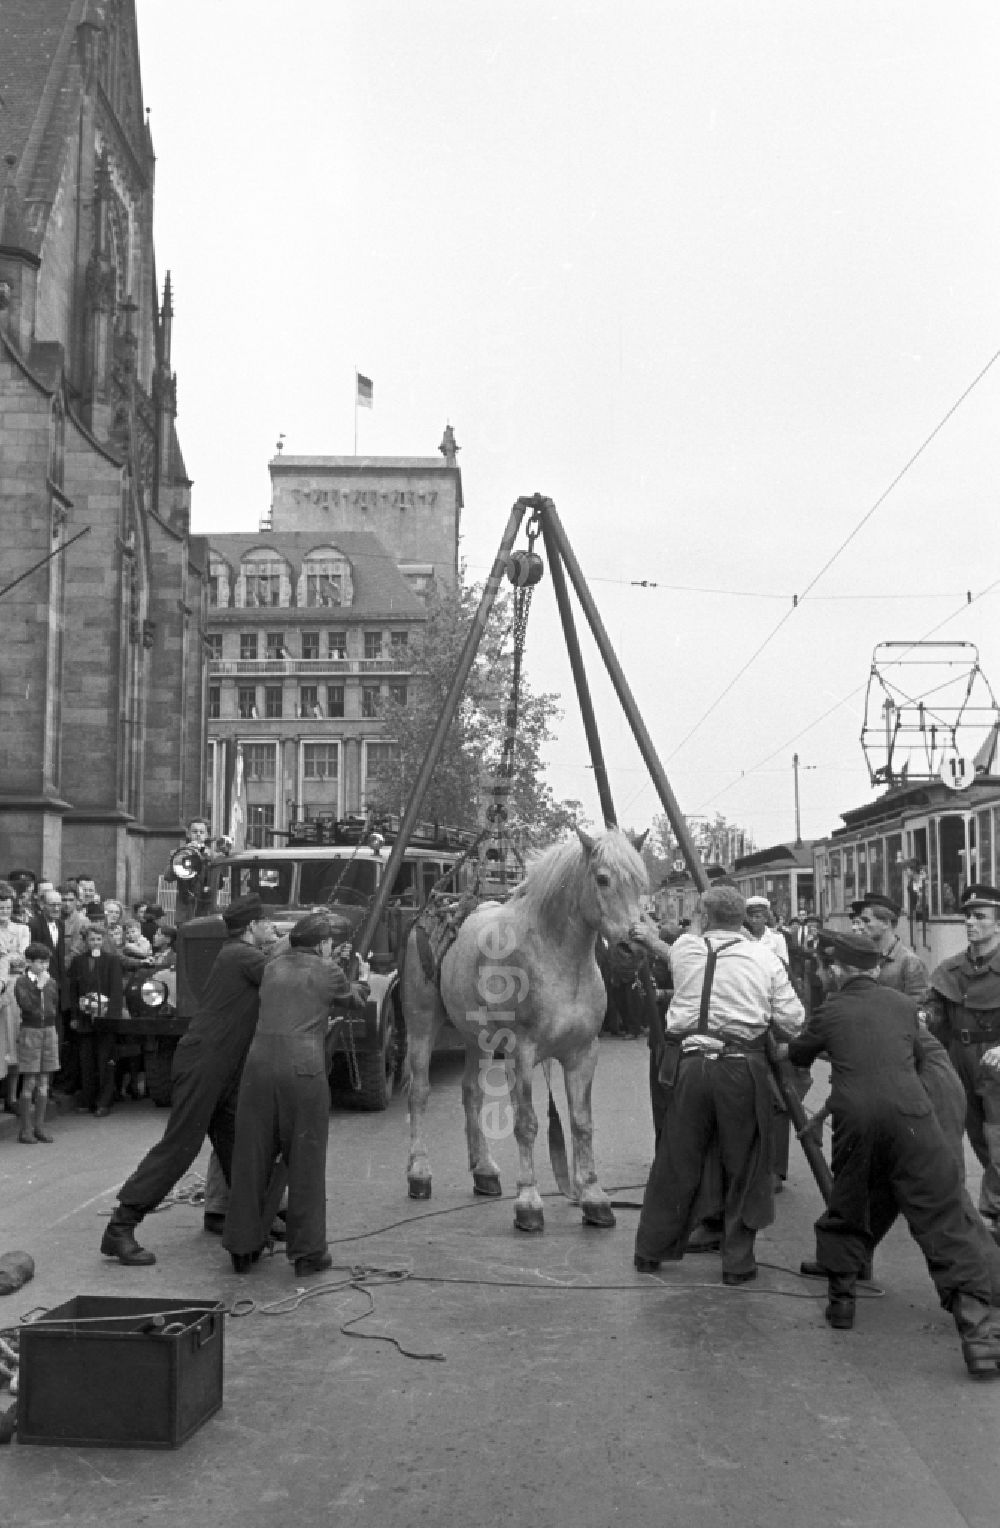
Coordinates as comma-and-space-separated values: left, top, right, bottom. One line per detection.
576, 827, 648, 954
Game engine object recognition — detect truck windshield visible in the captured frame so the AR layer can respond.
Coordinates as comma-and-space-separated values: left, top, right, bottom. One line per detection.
300, 859, 378, 907
211, 862, 295, 909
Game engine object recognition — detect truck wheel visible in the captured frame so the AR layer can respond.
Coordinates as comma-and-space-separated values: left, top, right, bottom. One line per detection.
145, 1047, 175, 1108
355, 1031, 396, 1111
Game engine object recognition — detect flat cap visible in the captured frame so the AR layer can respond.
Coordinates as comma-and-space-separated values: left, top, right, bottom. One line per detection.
849, 900, 866, 917
863, 892, 901, 917
815, 928, 880, 970
961, 884, 1000, 911
223, 894, 263, 932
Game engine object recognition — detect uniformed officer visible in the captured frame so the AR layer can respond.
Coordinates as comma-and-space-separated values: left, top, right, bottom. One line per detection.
778, 928, 1000, 1375
926, 883, 1000, 1239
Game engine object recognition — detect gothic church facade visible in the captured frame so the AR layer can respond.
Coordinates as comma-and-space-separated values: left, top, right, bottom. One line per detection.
0, 0, 206, 900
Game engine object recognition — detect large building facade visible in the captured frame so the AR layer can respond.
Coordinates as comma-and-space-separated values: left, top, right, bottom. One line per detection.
0, 1, 206, 898
203, 443, 463, 845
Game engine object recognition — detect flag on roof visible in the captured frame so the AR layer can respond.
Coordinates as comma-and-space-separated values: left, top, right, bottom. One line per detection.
356, 372, 373, 408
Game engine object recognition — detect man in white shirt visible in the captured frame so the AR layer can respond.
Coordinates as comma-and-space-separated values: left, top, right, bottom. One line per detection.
745, 896, 790, 966
630, 885, 804, 1285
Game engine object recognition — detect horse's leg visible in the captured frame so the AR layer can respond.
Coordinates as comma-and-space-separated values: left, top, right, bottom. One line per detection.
562, 1038, 616, 1228
461, 1040, 503, 1197
507, 1038, 544, 1232
403, 960, 445, 1201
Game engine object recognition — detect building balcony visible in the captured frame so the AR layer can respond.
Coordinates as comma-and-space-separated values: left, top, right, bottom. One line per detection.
208, 657, 411, 677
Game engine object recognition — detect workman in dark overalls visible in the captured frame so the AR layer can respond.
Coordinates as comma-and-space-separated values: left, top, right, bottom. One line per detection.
779, 928, 1000, 1375
100, 895, 282, 1266
224, 912, 368, 1277
925, 883, 1000, 1240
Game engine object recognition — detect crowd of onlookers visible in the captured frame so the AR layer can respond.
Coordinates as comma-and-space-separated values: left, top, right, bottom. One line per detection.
0, 869, 178, 1143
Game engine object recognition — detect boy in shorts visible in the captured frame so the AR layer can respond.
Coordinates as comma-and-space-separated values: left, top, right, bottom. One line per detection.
14, 942, 60, 1144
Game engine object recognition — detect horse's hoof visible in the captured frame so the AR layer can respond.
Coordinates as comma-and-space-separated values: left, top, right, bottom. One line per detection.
408, 1179, 432, 1200
514, 1205, 545, 1233
581, 1204, 616, 1229
473, 1172, 502, 1197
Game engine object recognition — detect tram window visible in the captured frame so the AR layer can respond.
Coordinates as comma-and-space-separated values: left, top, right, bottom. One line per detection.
977, 810, 993, 887
828, 851, 842, 912
869, 840, 885, 897
886, 835, 904, 908
938, 815, 966, 915
843, 848, 856, 900
856, 846, 868, 899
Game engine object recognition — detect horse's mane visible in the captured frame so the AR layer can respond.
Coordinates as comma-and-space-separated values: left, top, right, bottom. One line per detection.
510, 830, 648, 939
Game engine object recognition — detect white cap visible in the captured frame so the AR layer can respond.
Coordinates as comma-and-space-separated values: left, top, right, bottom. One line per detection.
745, 896, 770, 910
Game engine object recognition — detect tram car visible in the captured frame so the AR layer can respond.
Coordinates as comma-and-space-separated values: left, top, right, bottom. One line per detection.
811, 774, 1000, 967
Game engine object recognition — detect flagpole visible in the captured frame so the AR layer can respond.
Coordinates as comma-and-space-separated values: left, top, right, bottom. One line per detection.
354, 367, 358, 456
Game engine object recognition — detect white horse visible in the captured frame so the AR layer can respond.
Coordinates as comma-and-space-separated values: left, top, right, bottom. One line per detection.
402, 828, 648, 1231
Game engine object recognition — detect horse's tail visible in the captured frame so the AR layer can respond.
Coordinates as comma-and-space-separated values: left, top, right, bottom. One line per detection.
541, 1060, 572, 1198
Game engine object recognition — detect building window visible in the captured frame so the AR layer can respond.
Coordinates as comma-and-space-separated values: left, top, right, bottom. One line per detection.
303, 744, 339, 781
208, 686, 221, 720
364, 741, 401, 804
328, 631, 347, 659
204, 633, 222, 660
244, 743, 276, 781
389, 683, 408, 707
243, 563, 283, 607
264, 686, 283, 719
390, 630, 409, 655
362, 684, 381, 719
305, 565, 343, 607
300, 685, 320, 718
327, 685, 345, 718
301, 630, 320, 660
240, 632, 258, 661
364, 631, 383, 660
246, 804, 275, 848
265, 631, 285, 659
207, 576, 220, 607
238, 686, 258, 720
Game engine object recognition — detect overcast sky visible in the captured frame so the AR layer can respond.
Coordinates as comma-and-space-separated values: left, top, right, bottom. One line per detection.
137, 1, 1000, 846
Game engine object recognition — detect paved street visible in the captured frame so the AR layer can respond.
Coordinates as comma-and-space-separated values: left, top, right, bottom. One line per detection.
1, 1041, 998, 1528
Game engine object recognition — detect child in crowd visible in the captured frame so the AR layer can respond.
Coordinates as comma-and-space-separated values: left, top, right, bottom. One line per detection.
14, 943, 60, 1144
122, 920, 152, 962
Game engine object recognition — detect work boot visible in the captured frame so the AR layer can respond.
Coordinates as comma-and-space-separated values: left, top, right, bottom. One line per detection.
825, 1273, 856, 1330
33, 1095, 54, 1143
18, 1094, 36, 1145
293, 1249, 333, 1277
100, 1209, 156, 1266
950, 1291, 1000, 1376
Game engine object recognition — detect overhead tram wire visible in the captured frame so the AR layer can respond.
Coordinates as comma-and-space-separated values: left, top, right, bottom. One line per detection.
655, 345, 1000, 776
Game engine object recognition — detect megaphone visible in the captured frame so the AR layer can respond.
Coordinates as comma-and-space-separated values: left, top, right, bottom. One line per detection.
170, 845, 206, 881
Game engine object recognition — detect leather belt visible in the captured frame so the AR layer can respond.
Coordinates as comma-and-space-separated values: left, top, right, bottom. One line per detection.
957, 1024, 1000, 1046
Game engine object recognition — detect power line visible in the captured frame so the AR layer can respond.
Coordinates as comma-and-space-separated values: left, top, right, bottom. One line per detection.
657, 346, 1000, 771
693, 575, 1000, 814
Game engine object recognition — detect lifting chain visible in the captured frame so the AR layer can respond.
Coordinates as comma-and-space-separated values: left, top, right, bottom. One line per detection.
475, 512, 544, 896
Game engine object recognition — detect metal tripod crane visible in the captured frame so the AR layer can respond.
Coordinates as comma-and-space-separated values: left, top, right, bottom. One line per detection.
352, 493, 833, 1203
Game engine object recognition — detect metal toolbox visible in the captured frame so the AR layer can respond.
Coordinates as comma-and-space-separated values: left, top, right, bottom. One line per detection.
17, 1295, 224, 1448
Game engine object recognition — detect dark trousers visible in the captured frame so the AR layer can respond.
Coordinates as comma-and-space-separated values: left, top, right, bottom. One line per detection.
78, 1029, 116, 1111
636, 1052, 763, 1276
117, 1037, 243, 1217
815, 1103, 992, 1306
